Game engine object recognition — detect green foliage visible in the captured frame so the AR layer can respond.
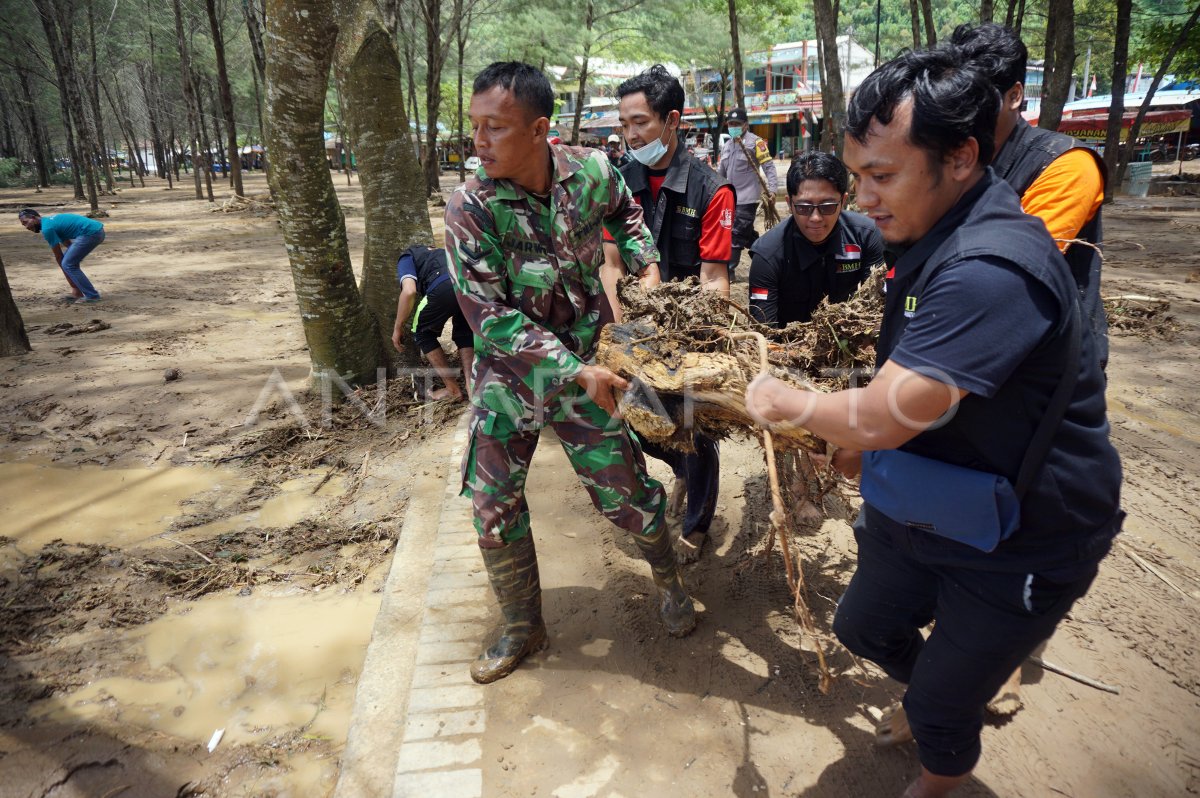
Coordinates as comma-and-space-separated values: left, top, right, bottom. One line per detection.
0, 158, 70, 188
0, 158, 32, 188
1133, 12, 1200, 80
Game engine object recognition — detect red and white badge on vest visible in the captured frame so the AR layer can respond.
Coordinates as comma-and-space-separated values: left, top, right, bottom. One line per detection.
750, 287, 770, 301
836, 243, 862, 260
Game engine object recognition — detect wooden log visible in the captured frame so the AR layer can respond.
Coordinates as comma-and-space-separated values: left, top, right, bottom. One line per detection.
597, 320, 824, 453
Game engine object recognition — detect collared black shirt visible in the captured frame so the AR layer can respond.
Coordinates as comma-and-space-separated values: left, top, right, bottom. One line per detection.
747, 211, 885, 326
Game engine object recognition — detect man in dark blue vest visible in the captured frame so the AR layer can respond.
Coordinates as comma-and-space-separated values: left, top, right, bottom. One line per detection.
602, 64, 734, 561
949, 23, 1109, 370
745, 49, 1122, 798
392, 245, 474, 401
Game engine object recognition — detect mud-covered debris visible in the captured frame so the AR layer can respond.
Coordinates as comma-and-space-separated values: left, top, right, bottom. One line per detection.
598, 272, 884, 450
164, 367, 183, 382
63, 319, 111, 336
1104, 293, 1181, 339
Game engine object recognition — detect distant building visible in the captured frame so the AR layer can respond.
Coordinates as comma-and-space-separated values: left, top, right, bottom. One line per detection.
681, 36, 875, 159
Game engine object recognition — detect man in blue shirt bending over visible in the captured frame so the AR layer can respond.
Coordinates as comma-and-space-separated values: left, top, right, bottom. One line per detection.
18, 209, 106, 303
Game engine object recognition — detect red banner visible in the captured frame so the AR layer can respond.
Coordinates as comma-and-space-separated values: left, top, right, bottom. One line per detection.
1058, 109, 1192, 142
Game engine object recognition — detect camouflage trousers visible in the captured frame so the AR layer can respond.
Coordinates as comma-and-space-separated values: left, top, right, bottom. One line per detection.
460, 384, 666, 545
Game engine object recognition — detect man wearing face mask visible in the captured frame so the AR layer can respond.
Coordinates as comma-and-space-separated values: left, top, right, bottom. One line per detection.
718, 108, 778, 278
601, 64, 734, 561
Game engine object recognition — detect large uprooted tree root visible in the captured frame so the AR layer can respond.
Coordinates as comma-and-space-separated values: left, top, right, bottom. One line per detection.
598, 273, 885, 692
598, 271, 883, 453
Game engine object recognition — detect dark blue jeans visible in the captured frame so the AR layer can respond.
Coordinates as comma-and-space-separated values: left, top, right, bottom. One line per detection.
641, 434, 719, 537
832, 504, 1099, 777
60, 230, 105, 299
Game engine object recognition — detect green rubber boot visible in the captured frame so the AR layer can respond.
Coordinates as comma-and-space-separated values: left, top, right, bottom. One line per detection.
470, 534, 548, 684
632, 525, 697, 637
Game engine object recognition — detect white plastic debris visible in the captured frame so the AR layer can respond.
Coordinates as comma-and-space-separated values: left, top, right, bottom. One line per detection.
207, 728, 225, 753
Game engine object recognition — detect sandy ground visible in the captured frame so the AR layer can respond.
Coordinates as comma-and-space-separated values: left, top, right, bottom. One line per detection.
0, 169, 1197, 797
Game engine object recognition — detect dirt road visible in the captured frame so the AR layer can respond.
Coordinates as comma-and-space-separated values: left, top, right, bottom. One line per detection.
0, 173, 1197, 796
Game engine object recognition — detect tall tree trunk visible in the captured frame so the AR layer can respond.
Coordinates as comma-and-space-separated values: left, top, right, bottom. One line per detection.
919, 0, 936, 46
195, 73, 217, 201
1039, 0, 1075, 131
336, 6, 434, 371
266, 0, 384, 387
59, 94, 86, 200
908, 0, 921, 50
0, 255, 31, 358
396, 5, 422, 160
980, 0, 994, 23
171, 0, 207, 199
101, 80, 137, 187
0, 92, 15, 159
103, 78, 147, 188
251, 64, 267, 146
1102, 0, 1131, 203
137, 64, 166, 180
87, 0, 116, 192
728, 0, 745, 109
420, 0, 450, 194
456, 8, 467, 183
571, 2, 595, 146
114, 77, 150, 183
16, 63, 52, 187
1115, 3, 1200, 187
206, 0, 245, 196
169, 123, 181, 179
241, 0, 267, 83
813, 0, 845, 157
204, 75, 228, 184
33, 0, 100, 211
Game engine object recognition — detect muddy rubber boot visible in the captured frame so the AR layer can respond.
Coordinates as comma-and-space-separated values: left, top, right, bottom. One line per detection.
632, 525, 697, 637
470, 534, 547, 684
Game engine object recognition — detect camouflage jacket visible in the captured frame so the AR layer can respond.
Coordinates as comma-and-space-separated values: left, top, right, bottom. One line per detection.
445, 144, 659, 429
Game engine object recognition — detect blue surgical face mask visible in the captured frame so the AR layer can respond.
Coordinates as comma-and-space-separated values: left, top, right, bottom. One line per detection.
728, 125, 744, 139
629, 125, 673, 166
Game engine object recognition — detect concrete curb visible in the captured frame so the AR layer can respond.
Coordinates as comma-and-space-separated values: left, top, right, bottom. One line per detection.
335, 414, 485, 798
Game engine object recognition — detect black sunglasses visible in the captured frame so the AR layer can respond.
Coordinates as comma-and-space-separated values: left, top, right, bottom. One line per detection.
792, 202, 841, 217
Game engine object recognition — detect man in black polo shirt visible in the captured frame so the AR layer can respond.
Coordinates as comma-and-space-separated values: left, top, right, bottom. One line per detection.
602, 64, 734, 561
748, 151, 885, 327
745, 49, 1121, 797
392, 245, 474, 401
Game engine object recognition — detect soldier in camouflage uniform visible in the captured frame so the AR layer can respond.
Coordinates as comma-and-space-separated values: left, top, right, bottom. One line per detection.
445, 61, 697, 685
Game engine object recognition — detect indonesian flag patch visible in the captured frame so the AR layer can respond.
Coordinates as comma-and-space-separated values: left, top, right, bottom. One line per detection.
836, 243, 862, 260
750, 287, 770, 301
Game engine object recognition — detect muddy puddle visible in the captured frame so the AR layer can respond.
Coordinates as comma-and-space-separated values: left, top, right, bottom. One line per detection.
0, 458, 385, 794
0, 461, 340, 551
31, 586, 379, 747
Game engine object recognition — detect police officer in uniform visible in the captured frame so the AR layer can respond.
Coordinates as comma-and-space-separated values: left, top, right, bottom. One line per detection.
718, 107, 778, 277
745, 50, 1121, 798
602, 64, 735, 561
748, 151, 885, 327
